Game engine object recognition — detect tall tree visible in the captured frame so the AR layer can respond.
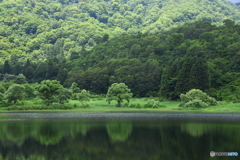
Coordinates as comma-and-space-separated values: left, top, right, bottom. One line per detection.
2, 60, 11, 74
188, 58, 210, 91
56, 68, 68, 84
175, 57, 195, 96
77, 89, 90, 105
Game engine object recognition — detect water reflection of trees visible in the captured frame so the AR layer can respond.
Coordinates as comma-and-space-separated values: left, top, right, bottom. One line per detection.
106, 122, 132, 142
0, 121, 240, 160
180, 123, 216, 137
35, 123, 63, 145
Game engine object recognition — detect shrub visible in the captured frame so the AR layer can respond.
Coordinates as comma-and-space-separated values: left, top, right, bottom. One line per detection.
77, 89, 90, 104
73, 104, 78, 108
71, 93, 78, 100
144, 99, 166, 108
33, 97, 42, 104
79, 104, 90, 108
90, 94, 105, 98
129, 103, 142, 109
179, 89, 218, 108
52, 104, 74, 109
158, 97, 168, 102
184, 99, 208, 108
122, 103, 129, 108
217, 101, 231, 105
7, 104, 75, 110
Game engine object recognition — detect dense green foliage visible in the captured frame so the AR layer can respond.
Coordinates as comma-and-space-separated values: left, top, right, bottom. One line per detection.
5, 84, 25, 104
0, 0, 240, 62
179, 89, 218, 108
35, 80, 63, 105
58, 87, 72, 104
106, 83, 133, 107
77, 89, 90, 106
2, 20, 240, 102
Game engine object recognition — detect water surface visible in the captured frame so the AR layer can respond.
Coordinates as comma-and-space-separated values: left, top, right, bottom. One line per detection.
0, 112, 239, 160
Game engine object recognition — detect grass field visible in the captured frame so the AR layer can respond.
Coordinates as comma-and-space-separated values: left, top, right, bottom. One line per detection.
0, 98, 239, 113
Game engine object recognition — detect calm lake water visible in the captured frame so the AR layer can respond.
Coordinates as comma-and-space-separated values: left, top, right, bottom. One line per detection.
0, 112, 240, 160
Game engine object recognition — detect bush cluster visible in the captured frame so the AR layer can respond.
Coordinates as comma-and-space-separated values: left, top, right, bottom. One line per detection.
79, 104, 90, 108
179, 89, 218, 108
129, 103, 142, 109
128, 100, 166, 109
144, 100, 166, 108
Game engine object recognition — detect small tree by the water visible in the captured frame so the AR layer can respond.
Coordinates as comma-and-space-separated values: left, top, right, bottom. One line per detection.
179, 89, 217, 108
77, 89, 90, 105
70, 82, 81, 100
106, 83, 132, 107
35, 80, 63, 105
5, 84, 25, 104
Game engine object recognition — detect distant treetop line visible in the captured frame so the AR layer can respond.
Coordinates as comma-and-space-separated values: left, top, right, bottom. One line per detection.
0, 0, 240, 62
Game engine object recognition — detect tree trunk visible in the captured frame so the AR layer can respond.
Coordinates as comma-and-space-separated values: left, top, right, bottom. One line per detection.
117, 100, 121, 107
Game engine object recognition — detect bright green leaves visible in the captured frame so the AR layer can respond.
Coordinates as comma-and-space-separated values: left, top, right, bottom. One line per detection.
35, 80, 63, 105
77, 89, 90, 105
179, 89, 218, 108
58, 88, 72, 104
5, 84, 25, 104
106, 83, 132, 107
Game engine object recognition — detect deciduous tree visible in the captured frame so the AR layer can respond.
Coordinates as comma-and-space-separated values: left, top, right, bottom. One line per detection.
106, 83, 132, 107
77, 89, 90, 105
35, 80, 63, 105
5, 84, 25, 104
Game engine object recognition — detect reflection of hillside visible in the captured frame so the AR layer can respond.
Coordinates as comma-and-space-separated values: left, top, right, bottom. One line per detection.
106, 122, 132, 142
0, 121, 240, 160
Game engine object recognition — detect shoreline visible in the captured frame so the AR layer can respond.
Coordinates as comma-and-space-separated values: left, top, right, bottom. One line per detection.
0, 98, 240, 113
1, 108, 240, 114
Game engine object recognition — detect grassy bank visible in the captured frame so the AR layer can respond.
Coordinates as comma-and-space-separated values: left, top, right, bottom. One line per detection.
0, 98, 239, 113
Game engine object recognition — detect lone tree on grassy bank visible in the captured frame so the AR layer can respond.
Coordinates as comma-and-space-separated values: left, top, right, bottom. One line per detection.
77, 89, 90, 105
70, 82, 81, 100
106, 83, 132, 107
179, 89, 217, 108
5, 84, 25, 104
35, 80, 63, 105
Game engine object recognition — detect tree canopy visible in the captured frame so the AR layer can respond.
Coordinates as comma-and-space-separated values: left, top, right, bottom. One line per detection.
106, 83, 133, 107
1, 19, 240, 101
0, 0, 240, 62
35, 80, 63, 105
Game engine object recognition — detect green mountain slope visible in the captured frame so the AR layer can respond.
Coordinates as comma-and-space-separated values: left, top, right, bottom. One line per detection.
2, 20, 240, 101
63, 20, 240, 101
0, 0, 240, 62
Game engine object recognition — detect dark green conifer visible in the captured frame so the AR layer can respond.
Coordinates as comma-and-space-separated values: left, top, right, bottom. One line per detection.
2, 60, 11, 74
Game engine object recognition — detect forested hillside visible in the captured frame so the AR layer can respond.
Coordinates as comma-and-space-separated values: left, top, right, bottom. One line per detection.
1, 20, 240, 102
0, 0, 240, 62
